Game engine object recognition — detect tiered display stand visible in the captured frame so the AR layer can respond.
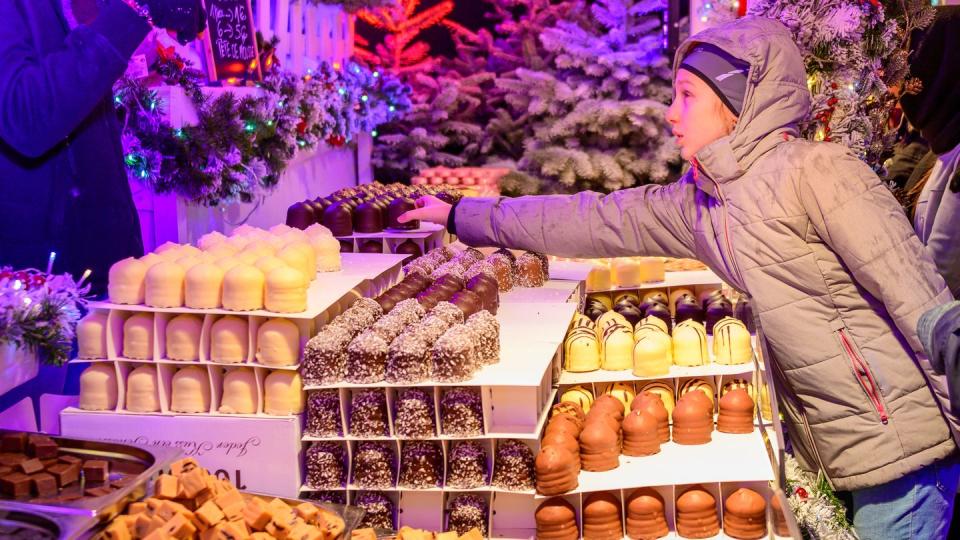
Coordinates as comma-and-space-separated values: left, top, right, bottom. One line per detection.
549, 269, 789, 540
59, 254, 407, 497
300, 274, 586, 538
337, 223, 447, 256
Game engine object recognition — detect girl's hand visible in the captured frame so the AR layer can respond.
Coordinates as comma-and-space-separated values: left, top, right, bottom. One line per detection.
398, 196, 452, 226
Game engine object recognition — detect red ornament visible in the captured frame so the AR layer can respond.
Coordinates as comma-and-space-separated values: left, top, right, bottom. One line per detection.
297, 119, 308, 135
30, 274, 46, 288
12, 271, 28, 283
326, 134, 346, 147
0, 270, 12, 281
795, 487, 808, 500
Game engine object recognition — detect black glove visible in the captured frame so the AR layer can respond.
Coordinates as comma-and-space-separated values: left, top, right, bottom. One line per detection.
142, 0, 207, 44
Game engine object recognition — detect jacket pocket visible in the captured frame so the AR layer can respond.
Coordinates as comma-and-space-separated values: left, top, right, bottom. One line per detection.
835, 326, 889, 424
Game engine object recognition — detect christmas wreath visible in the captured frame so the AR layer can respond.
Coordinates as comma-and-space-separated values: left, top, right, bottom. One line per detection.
115, 37, 411, 206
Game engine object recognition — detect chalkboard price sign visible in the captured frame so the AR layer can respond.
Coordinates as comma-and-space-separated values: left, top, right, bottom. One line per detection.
201, 0, 262, 82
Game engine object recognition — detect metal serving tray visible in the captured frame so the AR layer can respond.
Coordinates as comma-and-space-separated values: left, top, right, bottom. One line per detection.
0, 431, 181, 538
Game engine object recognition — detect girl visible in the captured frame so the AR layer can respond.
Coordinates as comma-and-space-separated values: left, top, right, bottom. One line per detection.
401, 16, 960, 539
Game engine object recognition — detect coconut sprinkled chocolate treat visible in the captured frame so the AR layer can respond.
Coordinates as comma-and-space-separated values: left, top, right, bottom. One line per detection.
306, 389, 342, 437
345, 331, 390, 384
410, 314, 453, 343
433, 325, 479, 382
430, 301, 466, 326
399, 440, 443, 489
306, 441, 346, 488
394, 388, 437, 438
355, 491, 395, 530
447, 494, 489, 536
447, 441, 488, 488
492, 439, 536, 491
352, 441, 397, 489
331, 298, 383, 338
303, 324, 353, 385
349, 389, 390, 437
466, 311, 500, 365
368, 312, 411, 343
386, 331, 432, 384
441, 387, 484, 436
305, 491, 346, 505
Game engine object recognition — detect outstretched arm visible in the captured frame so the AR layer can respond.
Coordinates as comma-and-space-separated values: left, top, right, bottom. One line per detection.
404, 176, 699, 259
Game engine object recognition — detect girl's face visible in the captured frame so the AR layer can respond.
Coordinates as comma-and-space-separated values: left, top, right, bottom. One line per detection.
666, 68, 738, 161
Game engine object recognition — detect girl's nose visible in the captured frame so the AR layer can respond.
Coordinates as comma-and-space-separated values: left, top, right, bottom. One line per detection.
665, 100, 679, 125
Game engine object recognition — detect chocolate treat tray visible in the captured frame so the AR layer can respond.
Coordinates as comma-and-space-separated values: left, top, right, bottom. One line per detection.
0, 431, 180, 523
0, 504, 97, 540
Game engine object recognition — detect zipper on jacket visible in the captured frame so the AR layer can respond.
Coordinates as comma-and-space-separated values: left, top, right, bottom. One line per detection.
709, 179, 747, 288
837, 328, 889, 424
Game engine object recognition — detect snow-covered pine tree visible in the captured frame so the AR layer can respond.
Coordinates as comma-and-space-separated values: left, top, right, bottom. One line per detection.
372, 70, 495, 179
495, 0, 682, 193
748, 0, 934, 171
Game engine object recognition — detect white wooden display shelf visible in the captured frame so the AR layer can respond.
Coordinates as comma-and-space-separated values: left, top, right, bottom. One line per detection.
499, 280, 582, 304
548, 431, 774, 497
488, 481, 795, 540
84, 253, 404, 320
337, 223, 444, 240
559, 362, 756, 385
339, 253, 408, 280
558, 332, 760, 385
491, 533, 789, 540
88, 272, 367, 320
70, 357, 301, 371
305, 302, 576, 391
337, 224, 445, 260
301, 389, 558, 442
60, 361, 301, 418
73, 309, 316, 367
587, 269, 723, 294
316, 485, 538, 496
543, 261, 595, 284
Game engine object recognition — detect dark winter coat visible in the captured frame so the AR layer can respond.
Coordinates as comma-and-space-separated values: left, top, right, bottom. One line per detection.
0, 0, 150, 294
452, 17, 957, 490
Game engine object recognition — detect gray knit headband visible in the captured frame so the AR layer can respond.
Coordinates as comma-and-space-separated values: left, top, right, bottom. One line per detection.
680, 44, 750, 116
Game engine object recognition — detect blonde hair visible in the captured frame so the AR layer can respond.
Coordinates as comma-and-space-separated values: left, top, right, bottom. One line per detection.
713, 98, 738, 135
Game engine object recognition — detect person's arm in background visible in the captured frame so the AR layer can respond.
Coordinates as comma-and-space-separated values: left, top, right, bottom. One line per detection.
0, 0, 206, 159
0, 1, 150, 158
404, 174, 700, 260
919, 301, 960, 415
925, 171, 960, 297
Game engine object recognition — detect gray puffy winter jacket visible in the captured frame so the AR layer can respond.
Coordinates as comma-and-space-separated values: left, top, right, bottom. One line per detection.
453, 16, 958, 490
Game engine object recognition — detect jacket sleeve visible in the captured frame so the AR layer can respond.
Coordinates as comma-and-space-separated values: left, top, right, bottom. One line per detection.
0, 0, 150, 158
798, 145, 954, 355
926, 186, 960, 297
453, 175, 699, 259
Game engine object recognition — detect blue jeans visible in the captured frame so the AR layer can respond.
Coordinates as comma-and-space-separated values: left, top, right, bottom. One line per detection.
852, 455, 960, 540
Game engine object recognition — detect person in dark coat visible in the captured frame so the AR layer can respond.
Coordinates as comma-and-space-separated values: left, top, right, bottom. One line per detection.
0, 0, 205, 296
